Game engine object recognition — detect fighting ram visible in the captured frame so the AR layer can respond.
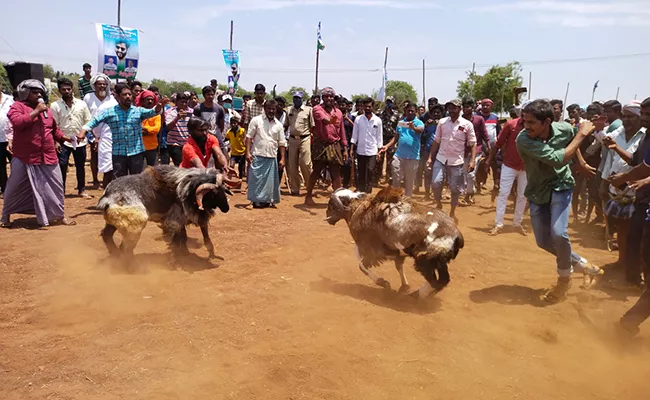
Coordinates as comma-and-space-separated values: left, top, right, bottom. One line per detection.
97, 165, 233, 267
326, 186, 464, 298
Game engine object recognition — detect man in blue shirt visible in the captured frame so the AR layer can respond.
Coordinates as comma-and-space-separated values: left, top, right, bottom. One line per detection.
610, 97, 650, 336
416, 100, 444, 200
379, 102, 425, 197
79, 83, 168, 177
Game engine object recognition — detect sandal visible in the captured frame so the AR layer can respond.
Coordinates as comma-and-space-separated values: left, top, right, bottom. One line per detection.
543, 277, 572, 304
488, 225, 503, 236
0, 220, 12, 229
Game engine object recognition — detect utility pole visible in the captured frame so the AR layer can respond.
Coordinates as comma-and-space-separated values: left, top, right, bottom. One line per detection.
528, 71, 532, 100
615, 86, 620, 101
563, 82, 570, 121
422, 59, 425, 106
117, 0, 121, 26
230, 20, 234, 50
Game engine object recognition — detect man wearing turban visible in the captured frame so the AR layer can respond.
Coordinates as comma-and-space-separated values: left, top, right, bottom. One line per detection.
1, 79, 76, 228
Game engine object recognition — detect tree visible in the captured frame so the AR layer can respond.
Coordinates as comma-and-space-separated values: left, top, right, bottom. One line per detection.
371, 80, 418, 106
149, 79, 201, 97
350, 93, 369, 102
277, 86, 309, 104
457, 62, 523, 115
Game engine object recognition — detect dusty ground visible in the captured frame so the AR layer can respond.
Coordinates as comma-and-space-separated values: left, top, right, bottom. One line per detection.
0, 167, 648, 400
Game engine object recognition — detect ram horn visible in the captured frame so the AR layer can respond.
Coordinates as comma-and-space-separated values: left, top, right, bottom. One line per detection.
195, 183, 218, 210
330, 193, 346, 211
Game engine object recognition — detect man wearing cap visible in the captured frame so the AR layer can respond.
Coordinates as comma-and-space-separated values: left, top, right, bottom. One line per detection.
284, 90, 314, 196
427, 99, 477, 222
305, 87, 348, 205
221, 94, 241, 134
376, 96, 399, 185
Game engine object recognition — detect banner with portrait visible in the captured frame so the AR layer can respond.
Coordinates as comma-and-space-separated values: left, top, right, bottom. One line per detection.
96, 23, 139, 80
222, 50, 240, 95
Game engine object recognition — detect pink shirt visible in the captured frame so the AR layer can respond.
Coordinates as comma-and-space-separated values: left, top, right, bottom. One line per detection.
312, 104, 347, 147
8, 101, 65, 165
434, 116, 476, 166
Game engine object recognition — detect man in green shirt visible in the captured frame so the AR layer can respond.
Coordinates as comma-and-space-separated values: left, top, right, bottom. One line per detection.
516, 99, 604, 303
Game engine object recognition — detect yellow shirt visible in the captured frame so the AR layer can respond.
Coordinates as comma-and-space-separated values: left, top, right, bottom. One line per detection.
142, 115, 161, 150
226, 127, 246, 156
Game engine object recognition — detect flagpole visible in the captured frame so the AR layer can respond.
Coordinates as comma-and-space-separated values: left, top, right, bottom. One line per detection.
315, 46, 320, 93
563, 82, 570, 121
528, 71, 532, 100
615, 86, 620, 100
422, 59, 425, 106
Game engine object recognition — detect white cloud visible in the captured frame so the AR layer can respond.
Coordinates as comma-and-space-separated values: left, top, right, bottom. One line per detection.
468, 0, 650, 27
184, 0, 440, 25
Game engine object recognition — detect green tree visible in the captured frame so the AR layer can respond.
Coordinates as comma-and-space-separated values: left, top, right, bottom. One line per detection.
149, 79, 201, 97
371, 80, 418, 106
350, 93, 369, 102
278, 86, 309, 104
457, 62, 523, 114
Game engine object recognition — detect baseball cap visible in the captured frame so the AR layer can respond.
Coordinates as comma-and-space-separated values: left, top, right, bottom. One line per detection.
292, 90, 304, 98
445, 99, 462, 107
386, 96, 395, 102
222, 94, 233, 102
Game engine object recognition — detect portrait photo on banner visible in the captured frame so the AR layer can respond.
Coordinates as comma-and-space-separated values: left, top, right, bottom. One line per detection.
96, 23, 139, 80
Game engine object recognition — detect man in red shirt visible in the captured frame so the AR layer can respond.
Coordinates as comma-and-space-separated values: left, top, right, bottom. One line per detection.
304, 87, 348, 205
181, 117, 228, 169
2, 80, 75, 228
486, 114, 528, 236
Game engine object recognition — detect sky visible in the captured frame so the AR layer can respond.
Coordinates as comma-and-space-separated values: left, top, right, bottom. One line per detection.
1, 0, 649, 106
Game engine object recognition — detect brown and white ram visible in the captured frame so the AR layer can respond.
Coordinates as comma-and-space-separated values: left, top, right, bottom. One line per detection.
326, 186, 464, 298
97, 165, 232, 267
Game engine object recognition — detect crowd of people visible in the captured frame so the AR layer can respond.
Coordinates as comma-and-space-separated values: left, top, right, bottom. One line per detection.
0, 62, 649, 336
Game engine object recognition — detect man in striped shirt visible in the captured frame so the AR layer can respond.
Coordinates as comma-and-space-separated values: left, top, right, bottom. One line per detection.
242, 83, 266, 129
78, 63, 94, 98
77, 83, 168, 177
165, 92, 194, 166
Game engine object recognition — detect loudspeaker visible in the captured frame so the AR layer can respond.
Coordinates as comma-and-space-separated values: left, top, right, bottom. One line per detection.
4, 61, 45, 90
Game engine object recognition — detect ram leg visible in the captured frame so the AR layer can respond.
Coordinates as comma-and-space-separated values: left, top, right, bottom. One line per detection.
394, 256, 410, 293
199, 221, 215, 259
168, 226, 189, 268
354, 246, 390, 289
101, 223, 119, 256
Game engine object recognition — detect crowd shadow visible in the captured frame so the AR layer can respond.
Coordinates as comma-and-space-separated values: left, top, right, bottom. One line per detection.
469, 284, 548, 307
293, 203, 328, 216
589, 262, 645, 302
569, 222, 607, 250
100, 251, 220, 274
310, 276, 441, 315
1, 217, 46, 230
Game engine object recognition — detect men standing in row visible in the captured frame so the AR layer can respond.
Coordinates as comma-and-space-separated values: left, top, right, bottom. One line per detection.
0, 81, 14, 197
516, 99, 602, 303
351, 97, 382, 194
380, 103, 424, 197
51, 78, 92, 198
376, 96, 398, 185
415, 98, 441, 198
78, 83, 167, 178
284, 91, 314, 196
305, 87, 347, 205
78, 63, 94, 98
245, 99, 286, 209
83, 74, 115, 187
461, 98, 489, 205
480, 99, 501, 192
428, 99, 476, 222
488, 107, 527, 236
165, 92, 193, 166
2, 80, 76, 228
194, 86, 226, 156
243, 84, 266, 130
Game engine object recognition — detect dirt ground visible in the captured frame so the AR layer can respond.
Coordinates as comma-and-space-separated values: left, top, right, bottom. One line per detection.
0, 167, 648, 400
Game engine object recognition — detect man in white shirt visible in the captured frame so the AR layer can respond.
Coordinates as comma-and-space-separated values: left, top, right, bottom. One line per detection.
351, 97, 383, 193
83, 74, 117, 187
0, 82, 14, 197
427, 99, 477, 222
50, 78, 92, 197
245, 99, 287, 209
